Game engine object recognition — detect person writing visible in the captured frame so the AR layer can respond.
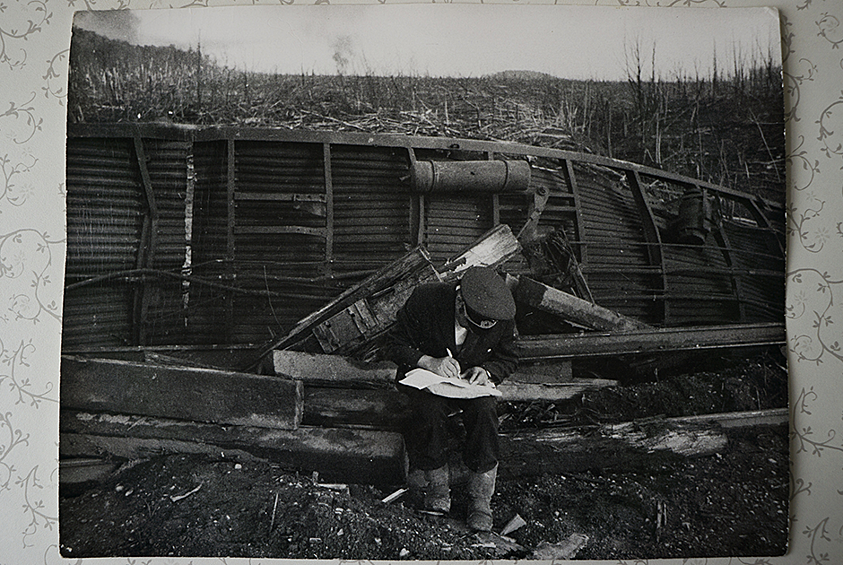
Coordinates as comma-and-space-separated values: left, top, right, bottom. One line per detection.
386, 266, 518, 531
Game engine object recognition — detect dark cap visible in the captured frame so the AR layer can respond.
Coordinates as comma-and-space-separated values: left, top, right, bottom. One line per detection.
459, 267, 516, 322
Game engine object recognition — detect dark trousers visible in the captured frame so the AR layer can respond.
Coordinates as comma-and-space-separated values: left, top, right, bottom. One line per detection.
398, 384, 499, 474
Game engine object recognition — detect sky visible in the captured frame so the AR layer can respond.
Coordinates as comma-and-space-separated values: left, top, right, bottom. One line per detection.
74, 4, 781, 82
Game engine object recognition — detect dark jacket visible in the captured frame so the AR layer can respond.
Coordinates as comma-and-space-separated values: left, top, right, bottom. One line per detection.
386, 282, 518, 385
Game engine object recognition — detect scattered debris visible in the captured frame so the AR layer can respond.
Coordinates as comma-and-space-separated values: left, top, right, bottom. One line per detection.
382, 488, 409, 504
269, 491, 279, 531
315, 483, 350, 495
530, 533, 589, 560
500, 513, 527, 536
169, 483, 202, 503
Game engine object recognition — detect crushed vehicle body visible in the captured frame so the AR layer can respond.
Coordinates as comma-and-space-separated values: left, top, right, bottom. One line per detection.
60, 123, 786, 484
63, 123, 785, 355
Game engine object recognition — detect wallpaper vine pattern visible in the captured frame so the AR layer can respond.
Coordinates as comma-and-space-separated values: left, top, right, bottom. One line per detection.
0, 0, 841, 563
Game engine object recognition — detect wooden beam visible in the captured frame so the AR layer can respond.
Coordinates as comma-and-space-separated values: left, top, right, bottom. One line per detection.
301, 379, 618, 431
234, 192, 327, 203
61, 356, 303, 430
273, 351, 579, 388
710, 210, 746, 322
234, 225, 327, 237
59, 458, 120, 487
516, 322, 786, 360
675, 407, 788, 429
303, 388, 410, 430
563, 159, 588, 267
515, 276, 650, 333
497, 379, 618, 402
273, 350, 396, 388
132, 132, 158, 347
60, 411, 407, 485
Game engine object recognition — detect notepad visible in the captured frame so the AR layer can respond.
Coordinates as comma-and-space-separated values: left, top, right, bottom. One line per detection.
399, 368, 502, 398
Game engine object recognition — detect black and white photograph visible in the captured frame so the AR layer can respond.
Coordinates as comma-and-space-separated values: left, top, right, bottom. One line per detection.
59, 4, 789, 560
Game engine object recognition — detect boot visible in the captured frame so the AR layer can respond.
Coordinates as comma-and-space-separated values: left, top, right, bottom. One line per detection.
406, 468, 427, 508
466, 464, 497, 531
423, 466, 450, 514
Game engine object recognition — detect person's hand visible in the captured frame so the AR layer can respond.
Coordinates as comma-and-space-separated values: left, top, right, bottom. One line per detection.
462, 366, 491, 386
419, 355, 461, 379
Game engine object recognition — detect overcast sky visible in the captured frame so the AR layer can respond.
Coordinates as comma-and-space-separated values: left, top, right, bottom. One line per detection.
74, 4, 781, 81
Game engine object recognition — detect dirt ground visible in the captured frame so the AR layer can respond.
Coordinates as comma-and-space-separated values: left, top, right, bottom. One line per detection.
59, 351, 790, 561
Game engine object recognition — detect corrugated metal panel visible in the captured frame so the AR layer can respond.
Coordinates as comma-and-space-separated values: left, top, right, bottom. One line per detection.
425, 194, 494, 263
64, 137, 143, 348
187, 140, 229, 345
64, 125, 786, 349
331, 144, 412, 272
231, 141, 329, 343
574, 164, 662, 324
65, 138, 144, 275
722, 215, 785, 323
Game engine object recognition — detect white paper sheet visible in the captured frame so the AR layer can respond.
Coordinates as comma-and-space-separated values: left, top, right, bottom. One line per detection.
399, 368, 502, 398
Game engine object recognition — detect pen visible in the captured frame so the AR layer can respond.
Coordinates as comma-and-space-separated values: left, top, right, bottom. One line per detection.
445, 348, 460, 380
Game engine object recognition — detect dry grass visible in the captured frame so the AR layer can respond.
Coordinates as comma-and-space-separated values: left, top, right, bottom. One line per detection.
68, 28, 785, 200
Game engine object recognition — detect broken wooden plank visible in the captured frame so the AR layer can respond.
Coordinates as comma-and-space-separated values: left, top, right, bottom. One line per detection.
512, 359, 573, 382
312, 224, 521, 355
515, 276, 651, 332
668, 407, 788, 429
311, 265, 440, 355
143, 351, 217, 369
262, 225, 521, 359
438, 224, 522, 280
61, 356, 303, 430
61, 346, 259, 372
499, 418, 729, 478
60, 411, 407, 485
516, 322, 787, 360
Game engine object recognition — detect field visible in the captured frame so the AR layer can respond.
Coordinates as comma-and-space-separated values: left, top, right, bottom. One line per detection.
68, 27, 786, 201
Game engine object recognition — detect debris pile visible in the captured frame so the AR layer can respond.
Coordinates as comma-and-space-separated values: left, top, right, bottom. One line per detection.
59, 221, 788, 560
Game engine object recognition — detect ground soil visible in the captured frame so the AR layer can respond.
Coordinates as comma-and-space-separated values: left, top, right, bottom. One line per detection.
59, 351, 790, 561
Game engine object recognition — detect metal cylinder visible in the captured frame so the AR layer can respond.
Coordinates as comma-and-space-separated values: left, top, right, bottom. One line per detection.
410, 159, 531, 193
676, 187, 712, 245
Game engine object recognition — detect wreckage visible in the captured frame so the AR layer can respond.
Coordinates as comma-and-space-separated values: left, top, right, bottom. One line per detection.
61, 124, 786, 487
